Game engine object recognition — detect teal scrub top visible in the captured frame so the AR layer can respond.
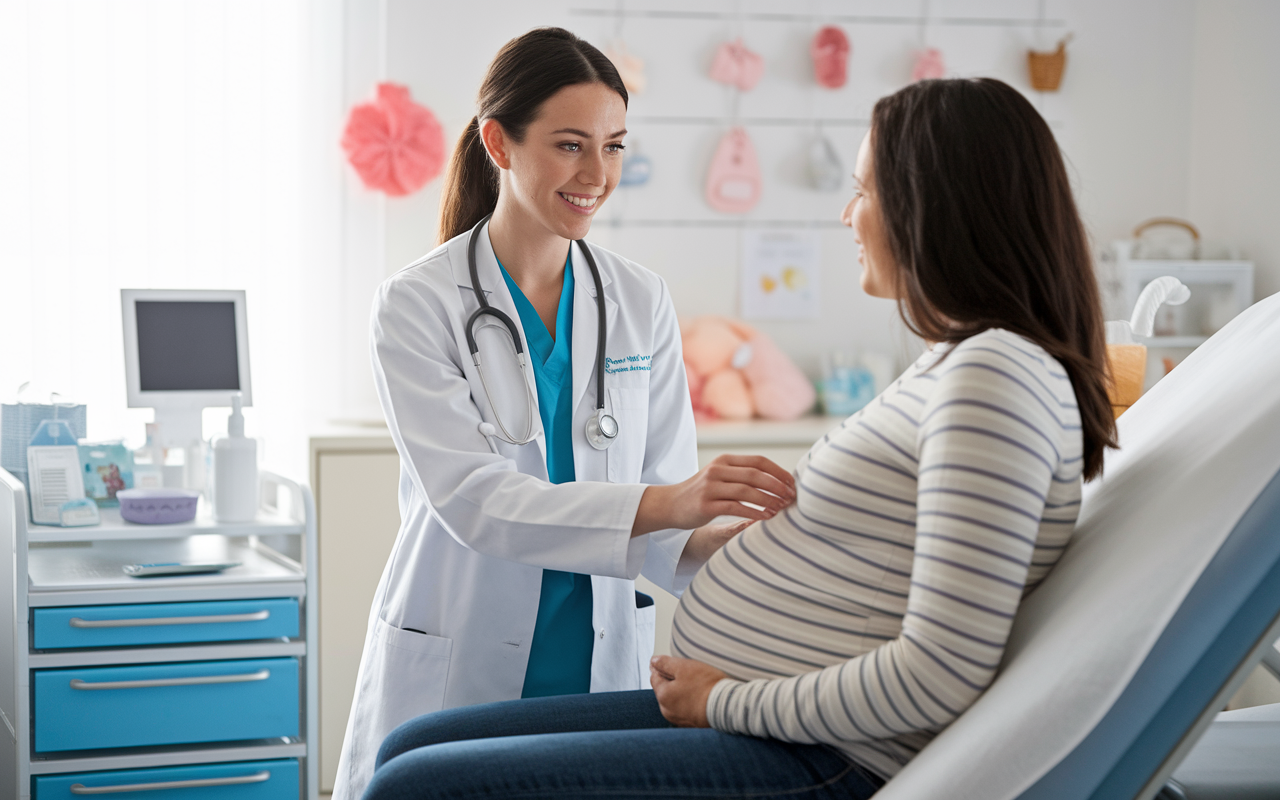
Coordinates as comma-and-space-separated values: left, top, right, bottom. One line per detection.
498, 253, 595, 698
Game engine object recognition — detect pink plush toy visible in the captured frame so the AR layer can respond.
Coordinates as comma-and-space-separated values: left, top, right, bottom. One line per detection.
681, 316, 816, 421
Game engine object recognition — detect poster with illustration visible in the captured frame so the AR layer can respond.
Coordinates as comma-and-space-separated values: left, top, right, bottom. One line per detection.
741, 229, 821, 320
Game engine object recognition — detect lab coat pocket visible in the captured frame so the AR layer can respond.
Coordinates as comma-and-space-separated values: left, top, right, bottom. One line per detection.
635, 592, 657, 683
349, 618, 452, 776
606, 387, 650, 483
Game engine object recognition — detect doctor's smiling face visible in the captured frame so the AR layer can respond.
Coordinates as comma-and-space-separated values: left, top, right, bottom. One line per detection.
842, 131, 898, 300
481, 82, 627, 242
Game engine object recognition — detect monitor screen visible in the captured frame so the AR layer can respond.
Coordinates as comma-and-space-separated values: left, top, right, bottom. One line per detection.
135, 300, 241, 392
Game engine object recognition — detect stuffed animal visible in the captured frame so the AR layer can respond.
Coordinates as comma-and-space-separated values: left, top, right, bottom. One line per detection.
681, 316, 816, 421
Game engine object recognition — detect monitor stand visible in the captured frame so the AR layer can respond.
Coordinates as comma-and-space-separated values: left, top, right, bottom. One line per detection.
150, 408, 207, 491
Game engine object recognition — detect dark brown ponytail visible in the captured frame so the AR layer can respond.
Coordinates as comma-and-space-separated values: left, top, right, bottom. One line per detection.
869, 78, 1117, 480
437, 27, 627, 245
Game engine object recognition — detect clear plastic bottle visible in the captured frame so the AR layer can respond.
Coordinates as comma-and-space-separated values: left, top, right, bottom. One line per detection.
210, 394, 258, 522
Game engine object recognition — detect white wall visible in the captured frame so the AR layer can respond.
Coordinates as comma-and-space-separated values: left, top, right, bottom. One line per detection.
1187, 0, 1280, 301
331, 0, 1267, 423
1, 0, 346, 481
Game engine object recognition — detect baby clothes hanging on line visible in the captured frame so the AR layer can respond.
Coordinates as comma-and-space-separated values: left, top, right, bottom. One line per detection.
811, 26, 850, 89
706, 127, 761, 213
808, 134, 843, 191
912, 48, 946, 81
710, 38, 765, 91
619, 143, 652, 187
606, 42, 647, 94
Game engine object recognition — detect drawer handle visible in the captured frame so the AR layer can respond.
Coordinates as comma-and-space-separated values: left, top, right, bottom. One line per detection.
70, 668, 270, 691
69, 770, 270, 794
69, 610, 270, 628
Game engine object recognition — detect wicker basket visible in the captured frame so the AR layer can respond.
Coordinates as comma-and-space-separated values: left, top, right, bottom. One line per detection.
1028, 34, 1072, 91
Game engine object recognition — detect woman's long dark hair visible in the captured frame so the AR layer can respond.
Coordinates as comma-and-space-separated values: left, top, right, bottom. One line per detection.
437, 28, 628, 245
870, 78, 1116, 480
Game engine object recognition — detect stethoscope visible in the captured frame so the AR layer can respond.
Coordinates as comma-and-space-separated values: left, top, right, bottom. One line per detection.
465, 214, 619, 451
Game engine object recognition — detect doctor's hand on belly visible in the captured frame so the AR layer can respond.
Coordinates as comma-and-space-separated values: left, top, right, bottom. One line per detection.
630, 454, 795, 538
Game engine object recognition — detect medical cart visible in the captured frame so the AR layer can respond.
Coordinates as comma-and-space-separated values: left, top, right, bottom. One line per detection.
0, 468, 319, 800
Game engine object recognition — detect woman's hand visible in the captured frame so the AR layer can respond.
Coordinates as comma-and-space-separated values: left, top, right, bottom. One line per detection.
632, 454, 795, 537
677, 518, 753, 573
650, 655, 728, 728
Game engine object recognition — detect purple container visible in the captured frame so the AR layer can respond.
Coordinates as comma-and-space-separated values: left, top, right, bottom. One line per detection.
117, 488, 200, 524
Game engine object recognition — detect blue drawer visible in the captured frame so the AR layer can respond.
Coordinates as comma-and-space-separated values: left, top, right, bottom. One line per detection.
34, 658, 298, 753
34, 759, 298, 800
33, 599, 299, 649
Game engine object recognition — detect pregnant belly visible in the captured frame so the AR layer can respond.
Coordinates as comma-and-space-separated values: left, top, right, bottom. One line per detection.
670, 520, 906, 682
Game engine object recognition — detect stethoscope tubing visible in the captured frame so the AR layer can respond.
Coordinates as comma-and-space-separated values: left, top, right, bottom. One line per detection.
465, 214, 614, 448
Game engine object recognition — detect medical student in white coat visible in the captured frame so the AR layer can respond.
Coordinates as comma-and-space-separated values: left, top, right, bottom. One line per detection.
332, 28, 796, 800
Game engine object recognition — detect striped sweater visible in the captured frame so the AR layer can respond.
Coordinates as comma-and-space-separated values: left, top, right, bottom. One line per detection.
671, 329, 1084, 779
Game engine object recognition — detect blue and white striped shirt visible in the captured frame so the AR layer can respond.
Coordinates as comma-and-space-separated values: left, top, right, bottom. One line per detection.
672, 328, 1083, 779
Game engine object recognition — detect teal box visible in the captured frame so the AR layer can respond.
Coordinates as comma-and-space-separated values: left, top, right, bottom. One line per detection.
79, 441, 134, 507
33, 598, 299, 649
33, 759, 299, 800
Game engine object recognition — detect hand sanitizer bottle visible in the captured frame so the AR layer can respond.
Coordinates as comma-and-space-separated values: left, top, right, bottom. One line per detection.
211, 393, 258, 522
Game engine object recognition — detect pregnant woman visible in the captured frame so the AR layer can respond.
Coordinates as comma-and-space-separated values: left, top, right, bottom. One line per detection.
362, 77, 1118, 800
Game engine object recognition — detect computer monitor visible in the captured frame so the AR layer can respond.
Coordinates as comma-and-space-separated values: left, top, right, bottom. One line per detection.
121, 289, 252, 449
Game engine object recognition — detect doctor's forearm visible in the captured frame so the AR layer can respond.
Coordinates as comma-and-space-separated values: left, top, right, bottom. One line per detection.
632, 485, 677, 537
630, 456, 796, 538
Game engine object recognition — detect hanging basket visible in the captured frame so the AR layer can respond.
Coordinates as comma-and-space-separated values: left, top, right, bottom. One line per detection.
1028, 34, 1072, 92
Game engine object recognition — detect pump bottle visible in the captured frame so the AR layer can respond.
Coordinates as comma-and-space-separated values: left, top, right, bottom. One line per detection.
211, 393, 258, 522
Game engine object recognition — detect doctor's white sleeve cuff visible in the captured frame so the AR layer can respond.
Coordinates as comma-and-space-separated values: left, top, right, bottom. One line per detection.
660, 527, 698, 595
619, 483, 650, 580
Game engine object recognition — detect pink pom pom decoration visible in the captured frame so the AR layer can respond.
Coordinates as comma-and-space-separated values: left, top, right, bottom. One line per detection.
912, 48, 946, 82
341, 82, 445, 197
811, 26, 851, 89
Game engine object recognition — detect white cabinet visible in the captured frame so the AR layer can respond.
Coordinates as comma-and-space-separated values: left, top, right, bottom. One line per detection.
0, 469, 319, 800
309, 435, 401, 795
1116, 247, 1255, 389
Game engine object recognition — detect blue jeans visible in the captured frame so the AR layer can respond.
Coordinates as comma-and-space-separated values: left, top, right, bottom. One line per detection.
366, 690, 884, 800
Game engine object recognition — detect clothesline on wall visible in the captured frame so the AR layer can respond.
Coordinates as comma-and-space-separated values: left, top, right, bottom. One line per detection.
596, 219, 847, 228
631, 115, 868, 126
629, 116, 1064, 128
569, 8, 1066, 27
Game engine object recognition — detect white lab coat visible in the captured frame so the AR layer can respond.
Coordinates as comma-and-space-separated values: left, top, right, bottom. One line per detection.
332, 221, 699, 800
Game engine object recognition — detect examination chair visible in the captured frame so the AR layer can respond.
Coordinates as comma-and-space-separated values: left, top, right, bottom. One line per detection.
872, 291, 1280, 800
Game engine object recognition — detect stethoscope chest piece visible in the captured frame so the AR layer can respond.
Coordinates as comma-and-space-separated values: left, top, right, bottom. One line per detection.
585, 409, 619, 451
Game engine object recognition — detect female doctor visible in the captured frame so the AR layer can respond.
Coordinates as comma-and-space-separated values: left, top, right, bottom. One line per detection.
333, 28, 795, 800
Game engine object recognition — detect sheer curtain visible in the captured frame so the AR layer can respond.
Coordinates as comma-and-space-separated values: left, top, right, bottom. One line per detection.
0, 0, 345, 479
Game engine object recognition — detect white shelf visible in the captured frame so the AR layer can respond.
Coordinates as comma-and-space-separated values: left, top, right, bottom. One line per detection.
1142, 336, 1210, 348
28, 742, 308, 775
27, 506, 305, 543
695, 415, 845, 447
27, 536, 304, 593
27, 581, 308, 609
30, 641, 305, 669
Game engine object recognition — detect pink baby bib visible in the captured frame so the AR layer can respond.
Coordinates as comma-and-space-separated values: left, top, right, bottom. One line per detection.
705, 127, 761, 213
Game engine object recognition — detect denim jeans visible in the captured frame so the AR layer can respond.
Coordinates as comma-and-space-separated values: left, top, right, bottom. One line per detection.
365, 689, 885, 800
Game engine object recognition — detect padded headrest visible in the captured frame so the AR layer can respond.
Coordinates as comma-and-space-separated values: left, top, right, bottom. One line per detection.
877, 292, 1280, 799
